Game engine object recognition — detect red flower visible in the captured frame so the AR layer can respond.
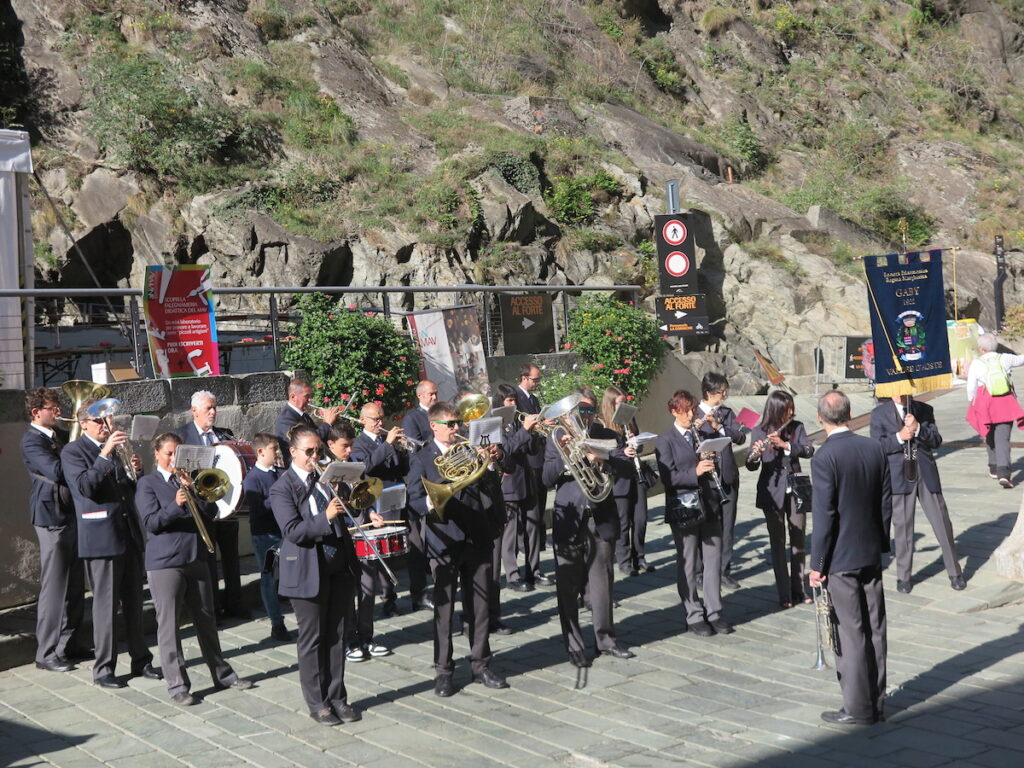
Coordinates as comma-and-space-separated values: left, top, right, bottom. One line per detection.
382, 370, 390, 376
404, 401, 412, 407
605, 330, 612, 335
376, 384, 386, 395
328, 314, 335, 319
406, 380, 414, 386
395, 413, 404, 420
373, 400, 383, 406
616, 336, 623, 341
624, 359, 632, 364
322, 396, 330, 403
347, 304, 356, 309
341, 393, 350, 400
363, 389, 370, 395
315, 382, 324, 388
564, 343, 572, 349
626, 395, 634, 401
399, 356, 407, 361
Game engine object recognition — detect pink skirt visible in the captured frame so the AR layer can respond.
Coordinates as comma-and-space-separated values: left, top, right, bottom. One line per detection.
966, 388, 1024, 438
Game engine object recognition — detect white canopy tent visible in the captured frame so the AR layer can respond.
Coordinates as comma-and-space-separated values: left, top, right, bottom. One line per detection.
0, 129, 34, 389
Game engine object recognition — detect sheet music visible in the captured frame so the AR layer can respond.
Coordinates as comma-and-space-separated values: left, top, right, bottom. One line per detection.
319, 461, 366, 486
468, 416, 503, 446
626, 431, 658, 449
173, 445, 216, 472
695, 436, 733, 455
130, 415, 161, 443
375, 484, 407, 516
580, 438, 617, 460
611, 402, 638, 426
489, 405, 515, 426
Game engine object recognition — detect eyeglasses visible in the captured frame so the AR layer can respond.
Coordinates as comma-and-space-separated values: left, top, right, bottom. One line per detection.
364, 415, 384, 422
38, 405, 60, 412
87, 418, 105, 425
526, 376, 541, 383
302, 447, 323, 457
432, 419, 462, 428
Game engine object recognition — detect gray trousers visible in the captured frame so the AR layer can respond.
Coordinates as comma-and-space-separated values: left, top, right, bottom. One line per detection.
985, 422, 1013, 478
34, 524, 86, 664
670, 513, 723, 624
149, 558, 236, 697
829, 566, 887, 720
614, 487, 649, 571
892, 486, 962, 583
500, 499, 523, 584
85, 541, 152, 680
491, 500, 519, 620
430, 545, 492, 676
517, 468, 543, 582
694, 481, 737, 576
291, 567, 355, 714
553, 518, 617, 655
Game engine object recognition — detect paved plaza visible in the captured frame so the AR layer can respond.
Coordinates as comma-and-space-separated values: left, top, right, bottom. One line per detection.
2, 389, 1024, 767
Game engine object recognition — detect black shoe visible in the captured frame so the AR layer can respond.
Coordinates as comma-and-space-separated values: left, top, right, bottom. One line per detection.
621, 568, 639, 578
510, 581, 534, 593
95, 674, 126, 689
381, 600, 399, 618
434, 674, 455, 697
950, 575, 967, 591
133, 664, 162, 680
821, 709, 876, 725
489, 621, 512, 635
270, 623, 293, 642
226, 607, 252, 621
412, 595, 435, 611
334, 703, 360, 723
690, 620, 714, 637
62, 647, 94, 662
568, 651, 591, 668
710, 619, 735, 635
721, 574, 741, 590
897, 580, 912, 594
534, 573, 554, 587
171, 692, 196, 706
472, 668, 509, 689
600, 645, 635, 659
639, 563, 655, 573
36, 659, 75, 673
311, 708, 341, 726
215, 678, 253, 691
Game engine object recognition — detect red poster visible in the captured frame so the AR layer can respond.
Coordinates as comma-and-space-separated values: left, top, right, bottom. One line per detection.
143, 265, 220, 378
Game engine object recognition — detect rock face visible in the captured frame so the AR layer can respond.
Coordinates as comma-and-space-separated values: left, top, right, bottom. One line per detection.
10, 0, 1024, 393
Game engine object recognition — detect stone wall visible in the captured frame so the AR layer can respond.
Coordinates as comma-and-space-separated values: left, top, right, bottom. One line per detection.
0, 372, 291, 610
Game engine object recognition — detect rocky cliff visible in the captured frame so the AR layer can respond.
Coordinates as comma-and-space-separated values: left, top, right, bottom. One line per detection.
5, 0, 1024, 391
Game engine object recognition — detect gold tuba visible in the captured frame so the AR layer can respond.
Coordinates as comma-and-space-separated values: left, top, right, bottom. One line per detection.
60, 380, 112, 441
544, 393, 613, 504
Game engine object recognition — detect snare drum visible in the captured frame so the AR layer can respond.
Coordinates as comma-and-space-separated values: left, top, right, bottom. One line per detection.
211, 441, 257, 519
351, 525, 408, 561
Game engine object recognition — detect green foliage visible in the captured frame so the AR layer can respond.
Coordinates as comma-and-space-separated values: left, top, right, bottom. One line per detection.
769, 3, 812, 46
283, 293, 421, 417
636, 239, 656, 258
720, 115, 770, 174
373, 58, 411, 89
84, 46, 276, 190
488, 152, 541, 193
1002, 305, 1024, 338
283, 91, 357, 150
413, 171, 483, 247
555, 294, 666, 403
568, 228, 622, 252
544, 170, 621, 226
632, 37, 687, 94
701, 7, 740, 35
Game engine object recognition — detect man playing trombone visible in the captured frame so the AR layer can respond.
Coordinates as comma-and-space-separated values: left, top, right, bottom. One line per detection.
407, 402, 509, 697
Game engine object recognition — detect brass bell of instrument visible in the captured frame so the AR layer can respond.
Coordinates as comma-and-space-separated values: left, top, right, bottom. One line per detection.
60, 380, 112, 441
193, 468, 231, 503
348, 477, 383, 510
455, 392, 490, 422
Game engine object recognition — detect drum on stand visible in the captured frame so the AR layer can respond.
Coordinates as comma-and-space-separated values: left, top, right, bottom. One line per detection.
351, 525, 408, 561
211, 441, 257, 519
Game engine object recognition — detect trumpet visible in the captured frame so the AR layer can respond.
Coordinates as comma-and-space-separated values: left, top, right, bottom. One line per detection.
172, 468, 229, 554
812, 583, 838, 669
88, 397, 137, 482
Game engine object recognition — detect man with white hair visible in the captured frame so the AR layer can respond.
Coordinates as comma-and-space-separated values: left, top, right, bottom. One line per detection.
966, 333, 1024, 488
176, 391, 246, 618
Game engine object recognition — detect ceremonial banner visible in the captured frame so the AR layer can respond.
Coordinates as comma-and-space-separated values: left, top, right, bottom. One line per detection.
407, 305, 489, 402
864, 250, 951, 397
143, 265, 220, 378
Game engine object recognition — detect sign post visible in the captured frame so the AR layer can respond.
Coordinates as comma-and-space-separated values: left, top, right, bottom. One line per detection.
655, 294, 710, 336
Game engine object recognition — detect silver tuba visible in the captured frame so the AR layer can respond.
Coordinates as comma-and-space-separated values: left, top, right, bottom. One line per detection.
544, 394, 613, 504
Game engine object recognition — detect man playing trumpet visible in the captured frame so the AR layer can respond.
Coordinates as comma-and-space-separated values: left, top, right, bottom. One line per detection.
275, 378, 341, 462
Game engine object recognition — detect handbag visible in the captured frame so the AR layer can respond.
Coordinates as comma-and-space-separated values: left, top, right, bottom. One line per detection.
637, 460, 659, 489
664, 490, 706, 530
790, 472, 812, 511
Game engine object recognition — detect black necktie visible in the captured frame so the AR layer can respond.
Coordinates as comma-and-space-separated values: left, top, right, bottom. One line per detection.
309, 477, 339, 563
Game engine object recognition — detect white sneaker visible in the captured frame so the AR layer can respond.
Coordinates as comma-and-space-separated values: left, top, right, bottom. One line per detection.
346, 646, 369, 662
366, 641, 391, 657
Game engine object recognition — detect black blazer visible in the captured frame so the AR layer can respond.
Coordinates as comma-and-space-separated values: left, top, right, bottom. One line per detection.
21, 426, 73, 527
514, 387, 545, 470
656, 426, 701, 497
810, 430, 893, 575
270, 468, 359, 600
135, 471, 212, 570
352, 431, 407, 485
403, 406, 432, 446
593, 423, 640, 498
176, 422, 235, 446
869, 400, 942, 495
540, 427, 619, 545
62, 436, 143, 558
499, 422, 534, 502
407, 441, 495, 561
745, 421, 815, 510
275, 405, 329, 463
696, 405, 746, 485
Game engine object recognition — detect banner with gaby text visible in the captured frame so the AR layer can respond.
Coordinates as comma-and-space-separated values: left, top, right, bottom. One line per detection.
864, 250, 951, 397
143, 265, 220, 378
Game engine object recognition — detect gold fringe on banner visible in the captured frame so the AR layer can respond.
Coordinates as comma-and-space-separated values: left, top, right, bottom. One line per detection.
874, 373, 953, 399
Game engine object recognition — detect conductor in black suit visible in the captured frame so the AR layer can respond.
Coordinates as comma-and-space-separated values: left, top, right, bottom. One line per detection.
407, 402, 509, 697
403, 380, 438, 446
512, 363, 553, 590
809, 391, 892, 726
176, 389, 246, 619
542, 388, 634, 667
274, 377, 340, 461
62, 399, 158, 688
21, 387, 87, 672
135, 433, 252, 705
870, 396, 965, 594
270, 426, 361, 726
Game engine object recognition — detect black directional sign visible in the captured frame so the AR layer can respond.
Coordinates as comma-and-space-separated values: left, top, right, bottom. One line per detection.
844, 336, 871, 379
655, 213, 697, 294
655, 294, 710, 336
499, 293, 555, 355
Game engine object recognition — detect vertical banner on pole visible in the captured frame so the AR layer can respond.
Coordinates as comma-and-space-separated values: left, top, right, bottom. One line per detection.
143, 265, 220, 378
864, 250, 952, 397
408, 305, 490, 401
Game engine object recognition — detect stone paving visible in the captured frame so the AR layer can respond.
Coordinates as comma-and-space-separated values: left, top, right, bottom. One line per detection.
2, 388, 1024, 767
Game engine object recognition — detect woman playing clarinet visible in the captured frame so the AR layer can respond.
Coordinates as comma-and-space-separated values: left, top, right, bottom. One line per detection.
745, 391, 815, 609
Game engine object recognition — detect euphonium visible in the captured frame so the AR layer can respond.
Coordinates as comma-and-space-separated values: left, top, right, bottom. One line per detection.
87, 397, 137, 482
544, 394, 612, 504
60, 380, 111, 442
422, 435, 489, 520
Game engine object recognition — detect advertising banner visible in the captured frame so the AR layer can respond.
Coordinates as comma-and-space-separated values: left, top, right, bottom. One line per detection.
143, 265, 220, 378
408, 305, 490, 401
864, 250, 952, 397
